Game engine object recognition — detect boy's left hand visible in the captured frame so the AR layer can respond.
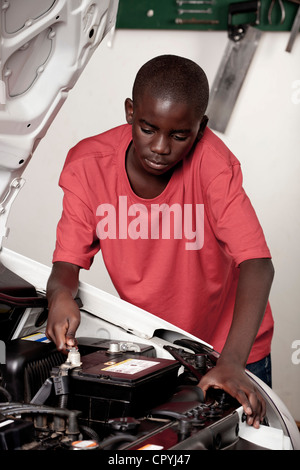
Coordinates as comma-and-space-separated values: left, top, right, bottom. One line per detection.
199, 361, 266, 428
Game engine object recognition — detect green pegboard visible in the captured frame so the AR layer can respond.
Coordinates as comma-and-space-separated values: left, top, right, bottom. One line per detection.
116, 0, 300, 32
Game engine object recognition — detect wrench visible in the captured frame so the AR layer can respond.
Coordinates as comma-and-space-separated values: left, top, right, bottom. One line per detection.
286, 3, 300, 52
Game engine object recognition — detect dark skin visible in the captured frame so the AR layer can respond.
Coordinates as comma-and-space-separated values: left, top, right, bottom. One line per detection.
46, 261, 80, 352
46, 93, 274, 428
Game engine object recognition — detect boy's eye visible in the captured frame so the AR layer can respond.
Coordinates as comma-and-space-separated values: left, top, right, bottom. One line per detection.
141, 128, 153, 135
140, 128, 188, 141
173, 134, 188, 141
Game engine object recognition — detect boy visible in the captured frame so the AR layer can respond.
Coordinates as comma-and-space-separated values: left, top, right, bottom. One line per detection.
46, 55, 274, 428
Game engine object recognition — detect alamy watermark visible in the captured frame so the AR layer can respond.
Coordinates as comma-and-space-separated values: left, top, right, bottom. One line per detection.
291, 340, 300, 365
291, 80, 300, 105
96, 196, 204, 251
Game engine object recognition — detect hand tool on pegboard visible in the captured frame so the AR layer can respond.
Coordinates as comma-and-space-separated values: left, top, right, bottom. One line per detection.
286, 0, 300, 52
207, 0, 262, 133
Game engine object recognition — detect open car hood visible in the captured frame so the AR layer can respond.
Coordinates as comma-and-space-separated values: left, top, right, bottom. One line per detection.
0, 0, 299, 452
0, 0, 118, 247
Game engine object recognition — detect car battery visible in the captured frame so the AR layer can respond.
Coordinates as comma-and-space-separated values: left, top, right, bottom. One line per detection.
68, 346, 180, 431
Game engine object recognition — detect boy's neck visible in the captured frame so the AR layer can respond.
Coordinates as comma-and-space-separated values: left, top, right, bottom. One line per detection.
125, 144, 175, 199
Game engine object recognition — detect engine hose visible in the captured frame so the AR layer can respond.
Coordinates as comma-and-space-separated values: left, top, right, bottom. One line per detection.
0, 402, 81, 436
0, 386, 12, 403
79, 424, 100, 442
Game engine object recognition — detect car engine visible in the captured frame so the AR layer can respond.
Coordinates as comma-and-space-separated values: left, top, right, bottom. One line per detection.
0, 332, 256, 451
0, 265, 298, 452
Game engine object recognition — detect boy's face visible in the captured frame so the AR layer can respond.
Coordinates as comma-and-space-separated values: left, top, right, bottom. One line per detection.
125, 93, 204, 177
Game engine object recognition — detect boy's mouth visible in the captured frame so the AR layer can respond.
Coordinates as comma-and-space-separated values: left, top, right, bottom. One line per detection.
144, 158, 168, 170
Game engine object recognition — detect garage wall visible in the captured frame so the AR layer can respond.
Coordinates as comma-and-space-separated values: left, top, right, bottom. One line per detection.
4, 28, 300, 421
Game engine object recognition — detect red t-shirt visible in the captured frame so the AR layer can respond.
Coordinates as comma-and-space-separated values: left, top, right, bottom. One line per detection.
53, 124, 273, 363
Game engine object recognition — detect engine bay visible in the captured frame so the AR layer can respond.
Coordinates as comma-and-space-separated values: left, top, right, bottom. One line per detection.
1, 332, 249, 451
0, 259, 298, 452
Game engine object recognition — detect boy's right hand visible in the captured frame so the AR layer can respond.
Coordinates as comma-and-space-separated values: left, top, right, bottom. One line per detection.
46, 295, 81, 353
46, 262, 81, 353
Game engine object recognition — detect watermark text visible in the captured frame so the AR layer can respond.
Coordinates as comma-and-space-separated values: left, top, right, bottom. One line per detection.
291, 80, 300, 105
96, 196, 204, 250
291, 340, 300, 365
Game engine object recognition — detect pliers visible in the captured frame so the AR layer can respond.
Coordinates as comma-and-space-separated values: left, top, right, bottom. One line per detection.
268, 0, 286, 24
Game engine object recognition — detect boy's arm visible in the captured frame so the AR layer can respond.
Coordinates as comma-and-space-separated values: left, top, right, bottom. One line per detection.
46, 261, 81, 353
199, 257, 274, 428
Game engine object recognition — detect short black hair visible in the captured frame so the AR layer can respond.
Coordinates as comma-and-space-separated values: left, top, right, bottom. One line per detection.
132, 55, 209, 118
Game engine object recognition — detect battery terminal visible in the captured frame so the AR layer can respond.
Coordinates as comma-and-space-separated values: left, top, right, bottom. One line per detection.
61, 347, 82, 369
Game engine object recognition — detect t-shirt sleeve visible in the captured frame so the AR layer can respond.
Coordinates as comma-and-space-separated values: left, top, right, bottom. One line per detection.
52, 159, 100, 270
205, 162, 271, 266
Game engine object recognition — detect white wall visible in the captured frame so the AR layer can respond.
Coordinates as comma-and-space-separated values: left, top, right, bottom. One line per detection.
4, 29, 300, 421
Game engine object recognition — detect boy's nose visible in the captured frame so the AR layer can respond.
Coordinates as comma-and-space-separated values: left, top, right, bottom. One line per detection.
150, 134, 171, 155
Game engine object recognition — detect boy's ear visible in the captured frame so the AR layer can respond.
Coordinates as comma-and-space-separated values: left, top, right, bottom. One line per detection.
197, 115, 208, 141
125, 98, 134, 124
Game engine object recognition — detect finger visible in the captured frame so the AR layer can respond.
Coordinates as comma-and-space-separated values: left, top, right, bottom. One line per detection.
45, 325, 62, 349
66, 332, 77, 348
65, 316, 79, 348
56, 333, 68, 352
45, 326, 53, 342
50, 322, 69, 352
234, 389, 254, 417
247, 392, 266, 428
235, 390, 263, 429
